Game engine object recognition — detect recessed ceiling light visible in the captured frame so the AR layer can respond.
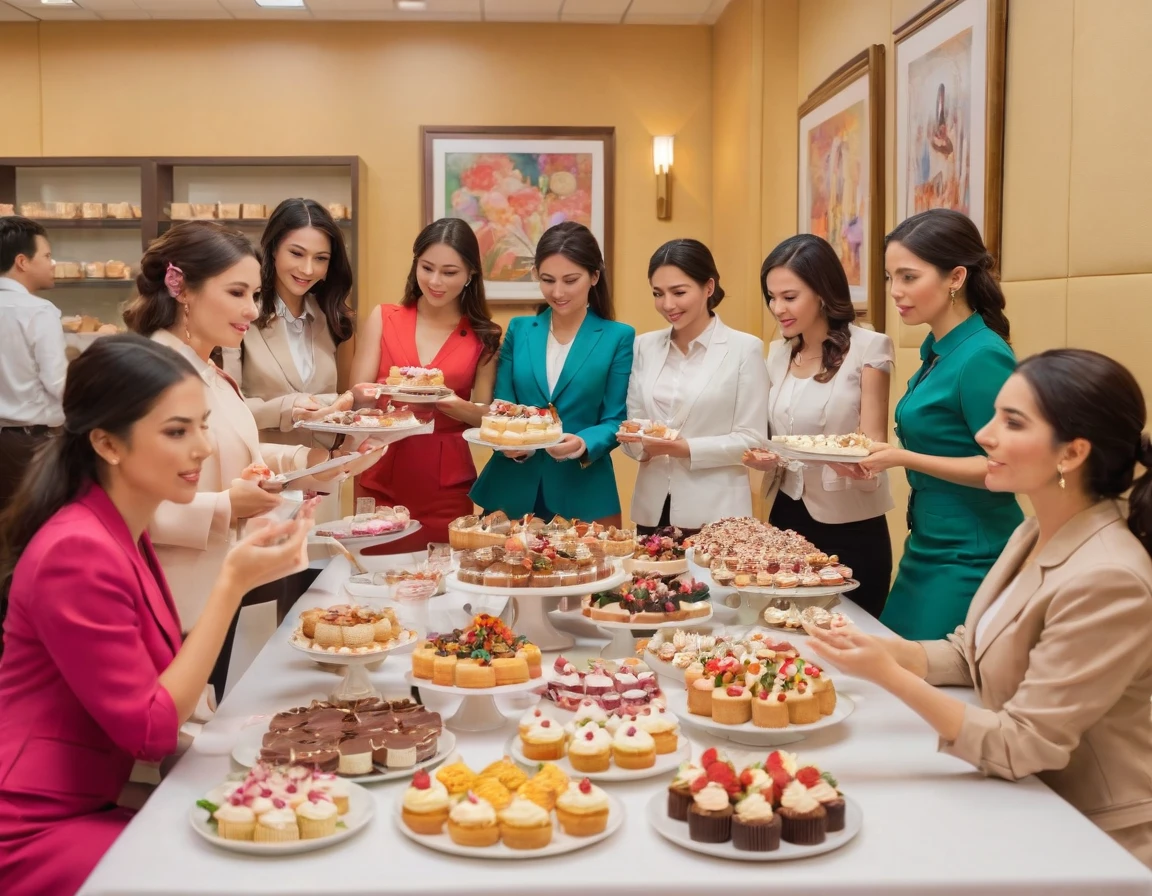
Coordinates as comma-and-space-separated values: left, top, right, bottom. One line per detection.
41, 1, 77, 6
397, 1, 428, 10
255, 0, 306, 8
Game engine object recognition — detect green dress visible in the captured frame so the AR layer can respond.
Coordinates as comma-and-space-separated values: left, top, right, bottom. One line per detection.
879, 314, 1024, 640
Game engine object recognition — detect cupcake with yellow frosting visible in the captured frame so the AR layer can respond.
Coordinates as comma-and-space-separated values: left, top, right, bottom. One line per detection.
497, 797, 554, 850
401, 769, 451, 834
447, 791, 501, 847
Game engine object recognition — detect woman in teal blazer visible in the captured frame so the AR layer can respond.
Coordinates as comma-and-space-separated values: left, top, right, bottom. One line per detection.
860, 210, 1023, 640
471, 222, 634, 523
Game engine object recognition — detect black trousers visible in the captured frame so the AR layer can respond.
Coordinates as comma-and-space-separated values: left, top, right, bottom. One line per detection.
0, 427, 53, 515
206, 567, 323, 703
768, 493, 893, 619
634, 495, 702, 539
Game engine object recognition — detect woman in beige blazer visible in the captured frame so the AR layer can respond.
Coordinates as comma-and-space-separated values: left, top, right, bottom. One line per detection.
124, 222, 381, 698
805, 348, 1152, 865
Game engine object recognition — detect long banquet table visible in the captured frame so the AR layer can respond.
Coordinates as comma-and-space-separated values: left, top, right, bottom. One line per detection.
80, 556, 1152, 896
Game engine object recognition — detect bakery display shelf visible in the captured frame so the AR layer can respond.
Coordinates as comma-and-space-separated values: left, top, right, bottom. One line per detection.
25, 218, 141, 229
159, 217, 352, 228
48, 280, 136, 289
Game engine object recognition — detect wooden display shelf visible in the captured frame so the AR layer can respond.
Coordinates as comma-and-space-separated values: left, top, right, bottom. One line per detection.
26, 219, 141, 229
159, 217, 352, 228
47, 279, 136, 289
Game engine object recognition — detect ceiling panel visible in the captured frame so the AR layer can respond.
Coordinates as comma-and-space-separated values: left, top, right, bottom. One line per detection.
0, 3, 36, 20
74, 0, 143, 9
130, 0, 224, 9
26, 8, 102, 18
482, 0, 561, 21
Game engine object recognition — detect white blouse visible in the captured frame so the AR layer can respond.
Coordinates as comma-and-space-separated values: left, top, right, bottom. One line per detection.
974, 575, 1020, 651
651, 316, 716, 421
546, 331, 573, 396
275, 296, 315, 385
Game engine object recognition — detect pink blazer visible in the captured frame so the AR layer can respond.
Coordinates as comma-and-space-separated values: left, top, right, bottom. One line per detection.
0, 483, 182, 896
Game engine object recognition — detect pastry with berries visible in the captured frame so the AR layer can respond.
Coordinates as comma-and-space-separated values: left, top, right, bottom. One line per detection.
797, 765, 845, 831
625, 527, 688, 575
610, 723, 657, 770
568, 723, 613, 773
667, 757, 706, 821
777, 779, 827, 845
731, 787, 782, 852
555, 777, 611, 836
711, 684, 753, 725
687, 780, 735, 843
583, 573, 710, 624
400, 769, 451, 834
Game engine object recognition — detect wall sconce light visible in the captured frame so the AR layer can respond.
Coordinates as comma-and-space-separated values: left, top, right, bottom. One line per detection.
653, 135, 674, 220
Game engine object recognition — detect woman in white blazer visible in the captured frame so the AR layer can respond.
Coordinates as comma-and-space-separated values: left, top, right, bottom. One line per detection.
745, 234, 894, 617
123, 222, 381, 699
619, 239, 768, 533
219, 199, 356, 524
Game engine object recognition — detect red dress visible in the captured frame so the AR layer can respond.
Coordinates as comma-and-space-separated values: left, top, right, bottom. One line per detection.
356, 304, 484, 552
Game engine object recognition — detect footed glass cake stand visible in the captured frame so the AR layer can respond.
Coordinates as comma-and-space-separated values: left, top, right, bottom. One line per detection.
444, 569, 630, 651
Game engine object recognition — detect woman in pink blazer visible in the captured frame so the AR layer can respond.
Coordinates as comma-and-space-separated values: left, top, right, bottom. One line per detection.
805, 349, 1152, 866
0, 335, 313, 896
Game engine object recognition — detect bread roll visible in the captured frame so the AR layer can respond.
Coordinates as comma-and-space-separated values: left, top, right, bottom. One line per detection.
104, 260, 129, 279
217, 202, 240, 219
107, 202, 133, 219
0, 203, 15, 216
170, 202, 194, 220
81, 202, 105, 219
240, 203, 266, 219
83, 262, 106, 279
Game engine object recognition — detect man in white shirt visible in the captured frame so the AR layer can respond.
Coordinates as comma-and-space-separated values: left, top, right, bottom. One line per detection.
0, 216, 67, 511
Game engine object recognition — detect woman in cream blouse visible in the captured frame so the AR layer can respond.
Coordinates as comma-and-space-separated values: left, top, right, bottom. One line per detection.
620, 239, 768, 533
124, 221, 380, 698
220, 199, 356, 521
805, 349, 1152, 867
745, 235, 894, 617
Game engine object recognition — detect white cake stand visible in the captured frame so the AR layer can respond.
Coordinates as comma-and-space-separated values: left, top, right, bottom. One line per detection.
404, 672, 545, 732
586, 604, 715, 658
444, 569, 630, 651
289, 637, 416, 702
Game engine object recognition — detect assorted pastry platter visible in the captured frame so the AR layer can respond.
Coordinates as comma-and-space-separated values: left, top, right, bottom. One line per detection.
463, 427, 565, 451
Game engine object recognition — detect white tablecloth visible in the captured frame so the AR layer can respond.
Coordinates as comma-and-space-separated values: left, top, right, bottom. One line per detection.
80, 557, 1152, 896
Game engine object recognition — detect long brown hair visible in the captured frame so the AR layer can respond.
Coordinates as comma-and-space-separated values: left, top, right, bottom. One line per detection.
1017, 349, 1152, 557
404, 218, 501, 362
0, 335, 198, 656
534, 221, 615, 321
885, 208, 1011, 342
123, 221, 259, 336
259, 199, 355, 344
760, 234, 854, 383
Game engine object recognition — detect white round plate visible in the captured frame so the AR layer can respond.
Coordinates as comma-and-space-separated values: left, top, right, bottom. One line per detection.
405, 671, 548, 698
589, 604, 714, 630
288, 633, 419, 664
189, 780, 375, 855
231, 727, 456, 784
646, 791, 862, 861
729, 580, 859, 599
377, 385, 453, 402
309, 520, 422, 552
504, 733, 690, 782
664, 689, 854, 743
768, 443, 868, 464
298, 418, 429, 436
446, 568, 630, 599
462, 427, 565, 451
394, 791, 624, 859
622, 557, 688, 576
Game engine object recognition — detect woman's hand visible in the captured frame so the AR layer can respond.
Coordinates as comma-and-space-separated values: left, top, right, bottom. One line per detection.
827, 461, 874, 480
294, 391, 353, 424
229, 478, 283, 523
350, 382, 384, 409
640, 436, 688, 459
742, 448, 780, 473
859, 443, 905, 476
307, 442, 387, 482
545, 434, 587, 461
802, 623, 901, 685
222, 501, 316, 594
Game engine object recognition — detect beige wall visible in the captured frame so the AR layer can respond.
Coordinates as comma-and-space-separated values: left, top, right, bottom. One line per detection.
6, 19, 718, 522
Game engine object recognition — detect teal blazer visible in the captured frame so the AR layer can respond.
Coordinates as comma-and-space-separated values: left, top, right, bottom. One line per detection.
470, 309, 634, 520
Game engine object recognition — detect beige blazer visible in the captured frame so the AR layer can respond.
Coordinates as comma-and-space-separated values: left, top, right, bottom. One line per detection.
220, 294, 339, 449
922, 500, 1152, 834
148, 329, 310, 628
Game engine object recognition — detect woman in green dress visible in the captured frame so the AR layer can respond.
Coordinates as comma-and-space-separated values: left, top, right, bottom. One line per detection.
859, 209, 1023, 640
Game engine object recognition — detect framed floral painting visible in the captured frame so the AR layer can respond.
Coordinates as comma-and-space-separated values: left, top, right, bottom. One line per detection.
798, 44, 886, 328
894, 0, 1008, 257
422, 126, 615, 301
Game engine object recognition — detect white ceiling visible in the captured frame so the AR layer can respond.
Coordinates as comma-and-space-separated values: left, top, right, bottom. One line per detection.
0, 0, 733, 24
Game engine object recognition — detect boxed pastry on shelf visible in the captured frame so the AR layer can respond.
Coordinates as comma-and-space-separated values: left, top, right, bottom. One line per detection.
53, 261, 82, 279
62, 315, 121, 335
84, 262, 106, 279
0, 203, 13, 216
81, 202, 106, 218
104, 260, 132, 279
217, 202, 241, 219
240, 203, 267, 219
106, 201, 134, 219
327, 203, 350, 220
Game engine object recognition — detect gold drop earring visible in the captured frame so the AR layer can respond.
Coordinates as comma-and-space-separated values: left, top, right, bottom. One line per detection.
182, 303, 192, 342
949, 288, 957, 305
1057, 464, 1066, 490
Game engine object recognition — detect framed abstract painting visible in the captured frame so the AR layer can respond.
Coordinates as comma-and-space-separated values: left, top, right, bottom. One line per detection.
422, 126, 615, 301
798, 44, 886, 328
894, 0, 1008, 257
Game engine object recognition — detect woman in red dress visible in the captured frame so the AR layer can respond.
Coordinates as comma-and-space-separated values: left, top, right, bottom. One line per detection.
350, 219, 501, 551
